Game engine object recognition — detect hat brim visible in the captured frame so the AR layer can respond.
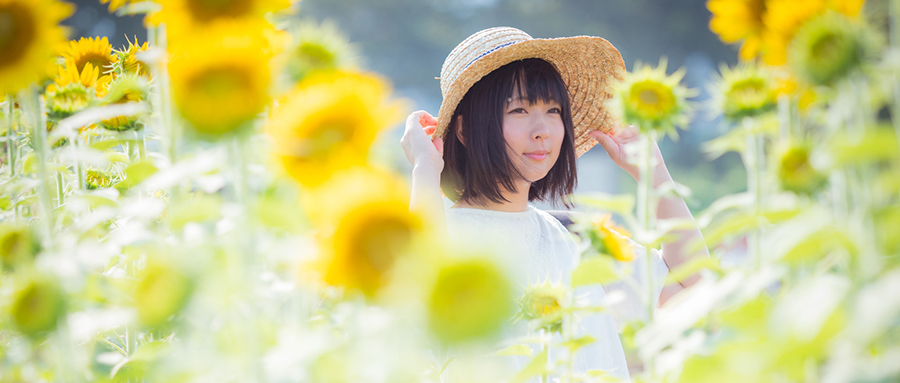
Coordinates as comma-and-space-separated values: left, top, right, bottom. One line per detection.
435, 36, 625, 158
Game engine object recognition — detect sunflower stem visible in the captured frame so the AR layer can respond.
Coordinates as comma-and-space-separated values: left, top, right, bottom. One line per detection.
777, 95, 791, 141
6, 94, 17, 177
636, 131, 657, 326
148, 24, 178, 164
56, 170, 65, 207
742, 117, 763, 270
891, 0, 900, 178
25, 86, 55, 244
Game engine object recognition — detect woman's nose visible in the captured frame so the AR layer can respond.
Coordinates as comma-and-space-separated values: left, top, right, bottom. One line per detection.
532, 119, 551, 140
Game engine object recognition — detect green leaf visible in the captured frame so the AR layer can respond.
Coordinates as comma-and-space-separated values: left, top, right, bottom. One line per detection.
560, 336, 595, 353
702, 127, 746, 160
510, 350, 547, 383
90, 138, 128, 151
116, 161, 158, 189
665, 257, 722, 284
0, 196, 11, 210
571, 257, 619, 287
829, 127, 899, 166
78, 195, 119, 209
496, 344, 533, 357
573, 192, 635, 217
167, 194, 222, 229
780, 226, 857, 264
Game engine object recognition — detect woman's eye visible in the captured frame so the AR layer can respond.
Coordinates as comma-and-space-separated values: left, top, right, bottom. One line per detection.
509, 108, 526, 114
548, 107, 561, 114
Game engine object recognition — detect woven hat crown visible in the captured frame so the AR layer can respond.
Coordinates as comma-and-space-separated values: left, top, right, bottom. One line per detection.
440, 27, 533, 99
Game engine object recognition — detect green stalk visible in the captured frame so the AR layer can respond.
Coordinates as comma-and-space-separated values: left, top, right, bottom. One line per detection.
891, 0, 900, 176
148, 24, 178, 164
26, 87, 54, 244
636, 131, 657, 323
6, 94, 16, 177
74, 133, 85, 191
742, 117, 762, 270
55, 170, 65, 207
777, 95, 791, 141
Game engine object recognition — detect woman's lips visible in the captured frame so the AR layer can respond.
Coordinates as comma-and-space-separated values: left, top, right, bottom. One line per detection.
524, 151, 549, 160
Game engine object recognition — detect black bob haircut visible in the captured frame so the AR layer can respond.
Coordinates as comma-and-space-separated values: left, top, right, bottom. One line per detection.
441, 58, 577, 207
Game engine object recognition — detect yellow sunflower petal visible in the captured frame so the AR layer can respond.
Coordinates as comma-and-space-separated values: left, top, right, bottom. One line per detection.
0, 0, 74, 95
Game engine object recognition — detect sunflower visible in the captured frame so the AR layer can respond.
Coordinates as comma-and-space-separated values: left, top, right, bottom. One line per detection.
99, 73, 149, 131
85, 168, 114, 189
147, 0, 294, 40
587, 213, 636, 262
788, 12, 875, 87
0, 224, 41, 270
611, 59, 694, 138
427, 257, 514, 345
516, 280, 567, 333
99, 0, 138, 12
268, 71, 406, 187
0, 0, 74, 95
323, 199, 423, 299
711, 61, 777, 121
773, 141, 827, 195
62, 36, 115, 74
10, 275, 66, 339
169, 32, 271, 136
133, 260, 194, 327
707, 0, 768, 60
45, 61, 111, 121
111, 37, 150, 78
761, 0, 866, 65
285, 20, 359, 84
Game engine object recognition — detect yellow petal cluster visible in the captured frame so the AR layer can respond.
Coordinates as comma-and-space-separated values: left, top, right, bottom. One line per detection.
63, 36, 115, 74
148, 0, 294, 43
516, 280, 567, 333
268, 71, 406, 187
0, 0, 74, 95
169, 31, 272, 136
309, 169, 423, 300
588, 213, 636, 262
427, 257, 514, 344
708, 0, 866, 65
45, 61, 111, 120
611, 59, 694, 139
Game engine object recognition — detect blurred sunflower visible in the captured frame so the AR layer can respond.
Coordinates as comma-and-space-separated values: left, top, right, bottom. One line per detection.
10, 275, 66, 339
45, 61, 111, 121
99, 73, 149, 131
707, 0, 768, 60
99, 0, 138, 12
516, 280, 566, 333
762, 0, 865, 65
788, 12, 876, 87
711, 61, 777, 121
773, 74, 817, 111
111, 37, 150, 78
0, 0, 74, 95
148, 0, 294, 39
427, 257, 514, 344
323, 198, 423, 299
268, 71, 406, 187
773, 141, 827, 195
133, 260, 194, 327
587, 213, 636, 262
169, 34, 271, 136
63, 36, 115, 74
611, 59, 694, 138
285, 20, 359, 84
0, 224, 41, 270
85, 168, 114, 189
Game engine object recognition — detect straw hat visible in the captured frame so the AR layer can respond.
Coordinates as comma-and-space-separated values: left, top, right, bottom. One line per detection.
435, 27, 625, 157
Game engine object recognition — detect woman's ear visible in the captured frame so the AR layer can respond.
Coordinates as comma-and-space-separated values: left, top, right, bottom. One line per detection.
455, 116, 466, 147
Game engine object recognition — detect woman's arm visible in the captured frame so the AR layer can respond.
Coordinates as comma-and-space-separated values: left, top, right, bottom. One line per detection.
588, 127, 710, 291
400, 111, 447, 234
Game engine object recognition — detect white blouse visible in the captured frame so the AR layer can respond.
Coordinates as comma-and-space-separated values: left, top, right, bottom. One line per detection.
444, 205, 669, 382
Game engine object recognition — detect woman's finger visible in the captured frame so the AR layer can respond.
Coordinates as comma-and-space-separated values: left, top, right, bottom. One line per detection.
424, 126, 436, 135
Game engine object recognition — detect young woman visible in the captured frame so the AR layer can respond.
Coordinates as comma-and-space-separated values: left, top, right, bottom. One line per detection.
400, 27, 709, 380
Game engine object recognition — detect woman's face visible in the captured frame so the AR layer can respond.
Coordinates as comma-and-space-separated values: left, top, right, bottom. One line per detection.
502, 97, 565, 183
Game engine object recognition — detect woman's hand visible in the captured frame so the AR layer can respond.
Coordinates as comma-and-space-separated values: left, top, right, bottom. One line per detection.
401, 110, 444, 171
588, 125, 670, 186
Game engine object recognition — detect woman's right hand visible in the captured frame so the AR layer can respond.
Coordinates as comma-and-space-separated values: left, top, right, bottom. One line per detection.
400, 110, 444, 171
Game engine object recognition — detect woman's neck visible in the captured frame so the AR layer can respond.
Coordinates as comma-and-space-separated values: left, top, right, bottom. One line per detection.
452, 180, 532, 212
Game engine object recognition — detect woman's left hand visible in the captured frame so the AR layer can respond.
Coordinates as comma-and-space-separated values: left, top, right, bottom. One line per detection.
588, 125, 670, 184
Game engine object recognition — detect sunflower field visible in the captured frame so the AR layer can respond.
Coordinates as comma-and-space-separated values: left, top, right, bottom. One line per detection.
1, 0, 899, 382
